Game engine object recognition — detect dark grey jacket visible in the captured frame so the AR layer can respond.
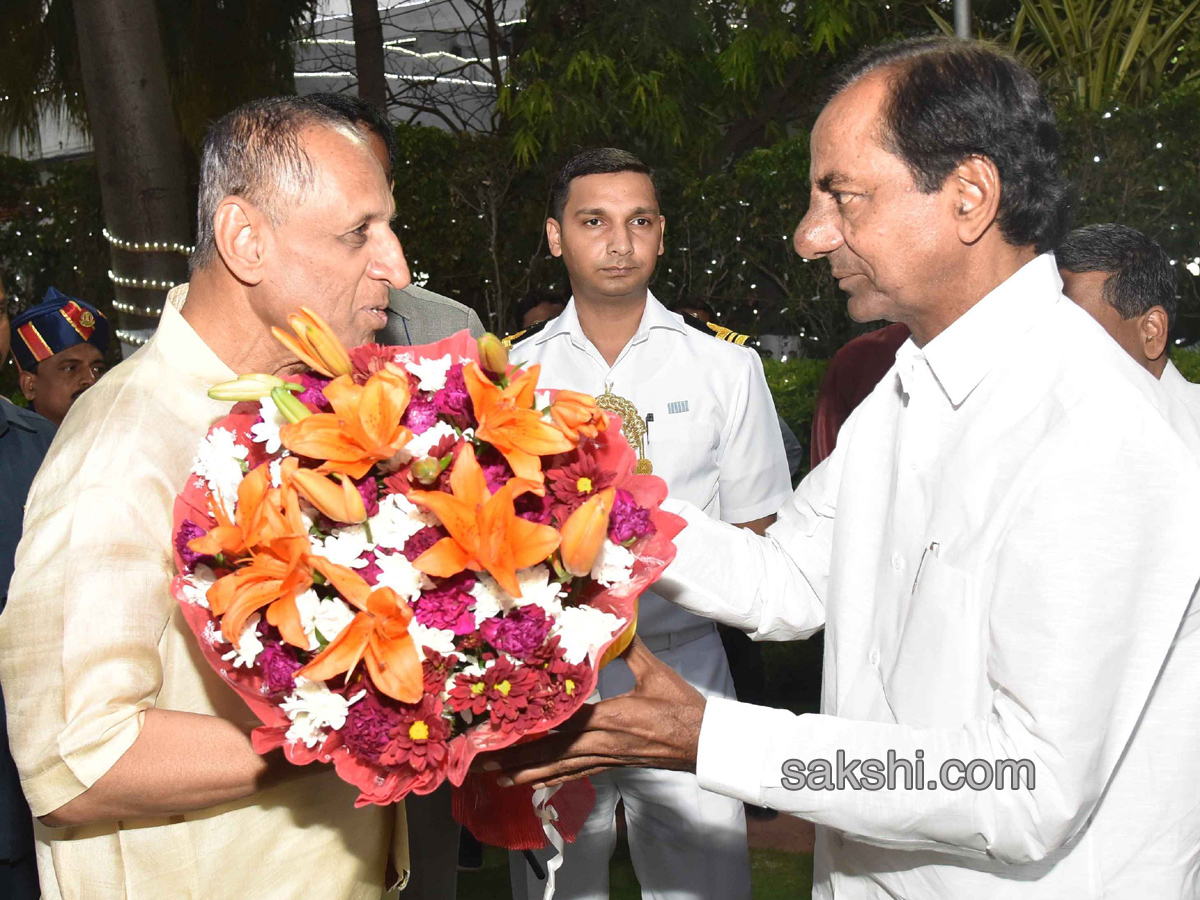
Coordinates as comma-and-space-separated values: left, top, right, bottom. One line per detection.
378, 284, 486, 346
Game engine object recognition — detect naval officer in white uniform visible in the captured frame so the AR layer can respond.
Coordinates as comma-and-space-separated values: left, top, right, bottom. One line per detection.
507, 148, 791, 900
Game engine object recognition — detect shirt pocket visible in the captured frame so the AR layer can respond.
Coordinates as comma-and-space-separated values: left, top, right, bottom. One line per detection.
881, 553, 988, 728
646, 410, 717, 482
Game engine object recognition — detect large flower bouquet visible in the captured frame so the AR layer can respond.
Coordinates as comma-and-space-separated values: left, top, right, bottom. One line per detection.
170, 309, 683, 848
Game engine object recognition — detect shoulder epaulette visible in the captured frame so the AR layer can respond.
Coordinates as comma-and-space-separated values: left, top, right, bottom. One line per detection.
502, 316, 552, 349
679, 312, 753, 346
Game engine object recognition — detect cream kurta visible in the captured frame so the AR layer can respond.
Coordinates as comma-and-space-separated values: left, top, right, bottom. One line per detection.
0, 286, 402, 900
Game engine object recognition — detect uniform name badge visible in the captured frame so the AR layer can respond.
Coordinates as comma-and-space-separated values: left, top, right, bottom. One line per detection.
594, 384, 653, 474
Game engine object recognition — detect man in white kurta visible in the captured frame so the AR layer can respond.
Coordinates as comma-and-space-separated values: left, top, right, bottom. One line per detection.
0, 98, 413, 900
492, 39, 1200, 900
509, 149, 792, 900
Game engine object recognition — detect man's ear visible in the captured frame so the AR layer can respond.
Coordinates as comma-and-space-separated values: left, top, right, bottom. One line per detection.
950, 155, 1001, 245
212, 197, 270, 285
546, 218, 563, 258
1141, 306, 1170, 363
18, 369, 36, 403
658, 216, 666, 256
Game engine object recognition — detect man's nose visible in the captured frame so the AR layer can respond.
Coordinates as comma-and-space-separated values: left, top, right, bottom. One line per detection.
79, 367, 99, 388
794, 204, 842, 259
608, 225, 634, 256
370, 227, 411, 290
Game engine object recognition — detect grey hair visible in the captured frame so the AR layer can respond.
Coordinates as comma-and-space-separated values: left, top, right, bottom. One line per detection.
190, 96, 366, 272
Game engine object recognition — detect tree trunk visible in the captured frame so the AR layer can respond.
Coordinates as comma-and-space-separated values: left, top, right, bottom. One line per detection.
351, 0, 388, 113
71, 0, 191, 358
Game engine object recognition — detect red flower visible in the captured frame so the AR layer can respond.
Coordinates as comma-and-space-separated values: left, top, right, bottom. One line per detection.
446, 657, 542, 731
422, 650, 459, 695
546, 450, 616, 518
379, 695, 451, 773
350, 343, 402, 384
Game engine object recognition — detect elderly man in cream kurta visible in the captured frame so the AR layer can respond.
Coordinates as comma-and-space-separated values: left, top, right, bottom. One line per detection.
0, 97, 414, 900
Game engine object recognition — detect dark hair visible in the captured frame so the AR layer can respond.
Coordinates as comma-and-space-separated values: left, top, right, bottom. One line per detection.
831, 37, 1070, 254
674, 299, 716, 322
1056, 224, 1177, 328
516, 288, 566, 322
304, 92, 397, 181
550, 148, 659, 222
191, 97, 368, 271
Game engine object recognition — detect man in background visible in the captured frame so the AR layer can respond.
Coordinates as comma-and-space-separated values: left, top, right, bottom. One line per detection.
809, 321, 909, 469
11, 288, 108, 426
0, 278, 51, 899
509, 148, 791, 900
306, 93, 485, 347
516, 289, 566, 330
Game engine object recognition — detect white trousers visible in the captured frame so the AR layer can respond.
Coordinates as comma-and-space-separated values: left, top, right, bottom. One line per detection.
509, 628, 752, 900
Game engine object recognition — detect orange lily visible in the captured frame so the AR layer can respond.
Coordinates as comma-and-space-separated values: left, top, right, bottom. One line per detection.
549, 391, 609, 442
463, 362, 575, 488
209, 534, 314, 650
189, 458, 306, 560
408, 444, 561, 597
271, 307, 352, 378
295, 563, 422, 703
279, 366, 412, 479
559, 487, 616, 577
290, 468, 368, 524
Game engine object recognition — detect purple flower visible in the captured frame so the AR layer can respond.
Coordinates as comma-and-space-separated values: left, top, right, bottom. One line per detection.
608, 488, 655, 544
414, 572, 477, 634
402, 394, 439, 434
356, 476, 380, 518
481, 461, 512, 495
401, 526, 443, 562
342, 689, 403, 763
175, 519, 215, 573
434, 364, 472, 426
515, 491, 552, 524
297, 373, 332, 412
258, 643, 303, 697
480, 606, 551, 660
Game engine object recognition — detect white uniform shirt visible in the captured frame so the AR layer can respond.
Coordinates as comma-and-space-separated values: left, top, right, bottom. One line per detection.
512, 292, 792, 637
658, 255, 1200, 898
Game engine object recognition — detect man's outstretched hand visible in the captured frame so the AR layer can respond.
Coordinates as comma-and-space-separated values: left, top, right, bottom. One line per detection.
480, 636, 708, 789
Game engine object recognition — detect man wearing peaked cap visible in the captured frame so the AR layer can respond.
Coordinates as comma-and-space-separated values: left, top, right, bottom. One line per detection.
12, 287, 109, 426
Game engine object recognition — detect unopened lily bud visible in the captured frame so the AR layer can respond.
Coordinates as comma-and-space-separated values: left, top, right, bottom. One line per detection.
411, 456, 442, 485
208, 373, 288, 402
478, 333, 509, 376
271, 386, 312, 424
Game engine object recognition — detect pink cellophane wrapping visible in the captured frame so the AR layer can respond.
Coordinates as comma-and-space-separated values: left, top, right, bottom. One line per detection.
169, 330, 685, 849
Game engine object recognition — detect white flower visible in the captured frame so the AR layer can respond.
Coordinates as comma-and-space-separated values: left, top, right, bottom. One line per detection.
371, 493, 438, 550
268, 458, 284, 488
470, 566, 565, 621
181, 563, 217, 609
591, 539, 637, 587
405, 353, 453, 392
408, 621, 457, 661
310, 525, 370, 569
552, 606, 625, 665
221, 614, 265, 668
404, 421, 458, 460
535, 390, 552, 412
280, 678, 364, 748
250, 397, 287, 454
191, 427, 248, 512
295, 589, 357, 651
470, 574, 510, 620
511, 565, 566, 616
374, 552, 430, 601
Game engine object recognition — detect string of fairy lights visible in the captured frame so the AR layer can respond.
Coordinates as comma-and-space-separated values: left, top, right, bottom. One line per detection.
100, 228, 192, 347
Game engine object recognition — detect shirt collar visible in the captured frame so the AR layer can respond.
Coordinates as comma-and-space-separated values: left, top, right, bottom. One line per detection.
533, 290, 685, 348
148, 284, 237, 386
918, 253, 1063, 407
1162, 359, 1187, 390
0, 396, 52, 438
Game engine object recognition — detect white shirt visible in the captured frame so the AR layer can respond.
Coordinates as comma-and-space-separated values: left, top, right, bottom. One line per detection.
512, 292, 792, 637
659, 255, 1200, 898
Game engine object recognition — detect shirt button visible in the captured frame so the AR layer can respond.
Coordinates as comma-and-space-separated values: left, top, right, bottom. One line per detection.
869, 649, 880, 666
891, 553, 905, 570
